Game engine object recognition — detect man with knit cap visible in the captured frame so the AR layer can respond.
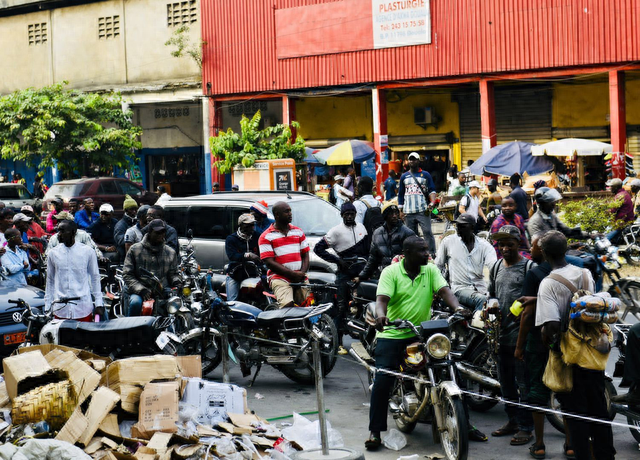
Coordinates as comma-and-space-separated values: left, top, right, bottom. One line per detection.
314, 202, 369, 353
250, 200, 274, 236
225, 213, 261, 301
114, 195, 138, 261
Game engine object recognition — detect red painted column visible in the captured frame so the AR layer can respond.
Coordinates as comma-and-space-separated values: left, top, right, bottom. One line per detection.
372, 87, 387, 196
209, 98, 224, 189
609, 70, 627, 180
282, 95, 297, 139
479, 80, 497, 154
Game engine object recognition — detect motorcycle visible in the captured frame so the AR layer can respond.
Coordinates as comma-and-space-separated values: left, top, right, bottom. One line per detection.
9, 296, 184, 358
350, 317, 470, 460
580, 235, 640, 321
200, 295, 338, 384
615, 221, 640, 266
611, 323, 640, 442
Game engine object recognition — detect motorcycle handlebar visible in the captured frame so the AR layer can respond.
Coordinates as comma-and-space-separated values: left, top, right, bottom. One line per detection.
53, 297, 81, 304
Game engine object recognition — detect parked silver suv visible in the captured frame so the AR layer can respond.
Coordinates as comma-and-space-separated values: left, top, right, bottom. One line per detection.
162, 191, 341, 272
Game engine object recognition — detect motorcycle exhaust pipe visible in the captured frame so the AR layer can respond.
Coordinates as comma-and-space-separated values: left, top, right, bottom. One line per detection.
347, 321, 366, 333
455, 362, 501, 391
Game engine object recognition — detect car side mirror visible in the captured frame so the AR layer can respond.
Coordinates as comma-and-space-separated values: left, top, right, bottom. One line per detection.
187, 228, 193, 240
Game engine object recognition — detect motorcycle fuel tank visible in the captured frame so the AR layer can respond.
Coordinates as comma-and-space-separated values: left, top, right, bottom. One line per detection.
226, 301, 262, 326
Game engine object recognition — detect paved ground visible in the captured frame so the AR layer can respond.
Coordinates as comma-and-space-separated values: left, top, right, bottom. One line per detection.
209, 335, 640, 459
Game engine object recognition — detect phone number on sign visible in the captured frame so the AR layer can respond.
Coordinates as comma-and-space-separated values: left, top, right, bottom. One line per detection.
380, 20, 425, 31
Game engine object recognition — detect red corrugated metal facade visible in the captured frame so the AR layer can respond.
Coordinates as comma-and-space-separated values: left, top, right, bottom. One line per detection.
201, 0, 640, 96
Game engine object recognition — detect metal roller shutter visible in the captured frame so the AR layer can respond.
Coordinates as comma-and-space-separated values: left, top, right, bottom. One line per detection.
627, 125, 640, 173
456, 93, 482, 167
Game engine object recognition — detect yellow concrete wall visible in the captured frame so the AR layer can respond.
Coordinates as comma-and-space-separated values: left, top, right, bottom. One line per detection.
552, 81, 609, 128
625, 77, 640, 125
0, 10, 52, 93
296, 95, 373, 141
386, 90, 460, 137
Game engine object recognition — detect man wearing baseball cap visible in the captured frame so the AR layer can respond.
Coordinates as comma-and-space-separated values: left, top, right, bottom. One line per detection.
88, 203, 119, 263
488, 226, 536, 446
249, 200, 274, 236
123, 218, 181, 316
606, 177, 635, 242
397, 152, 437, 254
458, 180, 488, 227
435, 213, 497, 311
225, 213, 262, 301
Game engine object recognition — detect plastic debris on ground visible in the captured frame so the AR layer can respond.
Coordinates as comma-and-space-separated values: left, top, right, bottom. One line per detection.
0, 344, 339, 459
382, 428, 407, 451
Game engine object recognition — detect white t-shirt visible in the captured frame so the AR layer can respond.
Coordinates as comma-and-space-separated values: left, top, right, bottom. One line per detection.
459, 194, 480, 220
535, 264, 595, 327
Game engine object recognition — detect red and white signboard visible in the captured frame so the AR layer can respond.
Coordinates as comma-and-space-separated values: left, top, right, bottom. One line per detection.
372, 0, 431, 49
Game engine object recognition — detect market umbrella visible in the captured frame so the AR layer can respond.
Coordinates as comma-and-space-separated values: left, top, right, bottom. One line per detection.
469, 141, 554, 176
313, 140, 376, 165
304, 147, 320, 163
531, 138, 613, 157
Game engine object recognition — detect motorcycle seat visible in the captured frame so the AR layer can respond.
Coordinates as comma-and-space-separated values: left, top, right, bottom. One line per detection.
257, 307, 309, 323
356, 280, 378, 300
57, 316, 158, 349
209, 273, 226, 292
307, 271, 336, 285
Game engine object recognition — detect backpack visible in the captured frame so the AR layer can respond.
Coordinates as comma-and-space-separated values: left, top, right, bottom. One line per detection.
489, 258, 534, 298
361, 200, 384, 239
453, 193, 472, 220
328, 186, 337, 205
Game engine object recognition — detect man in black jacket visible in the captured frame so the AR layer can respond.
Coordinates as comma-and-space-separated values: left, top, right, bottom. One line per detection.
355, 203, 415, 282
141, 205, 179, 253
225, 213, 261, 301
114, 195, 138, 260
315, 202, 369, 352
88, 203, 119, 263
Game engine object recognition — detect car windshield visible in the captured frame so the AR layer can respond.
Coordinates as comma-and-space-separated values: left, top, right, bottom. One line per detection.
45, 184, 85, 199
269, 198, 341, 237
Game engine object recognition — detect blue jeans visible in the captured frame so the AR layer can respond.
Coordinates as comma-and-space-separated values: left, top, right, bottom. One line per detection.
606, 229, 621, 243
455, 288, 487, 311
128, 294, 143, 317
226, 276, 240, 301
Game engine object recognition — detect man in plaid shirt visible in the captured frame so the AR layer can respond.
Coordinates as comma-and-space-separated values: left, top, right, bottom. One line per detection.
397, 152, 437, 254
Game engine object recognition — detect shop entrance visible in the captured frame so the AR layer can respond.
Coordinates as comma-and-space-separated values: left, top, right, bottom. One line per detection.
147, 151, 201, 197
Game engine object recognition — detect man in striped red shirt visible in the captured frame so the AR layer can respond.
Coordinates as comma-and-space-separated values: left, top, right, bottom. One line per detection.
259, 201, 310, 308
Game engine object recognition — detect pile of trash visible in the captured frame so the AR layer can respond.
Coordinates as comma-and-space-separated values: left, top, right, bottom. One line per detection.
0, 344, 326, 459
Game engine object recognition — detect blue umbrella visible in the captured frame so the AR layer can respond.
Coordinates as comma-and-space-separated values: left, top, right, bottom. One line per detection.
304, 147, 320, 163
469, 141, 554, 176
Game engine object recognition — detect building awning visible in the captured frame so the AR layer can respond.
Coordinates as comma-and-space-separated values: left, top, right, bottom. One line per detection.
388, 133, 454, 152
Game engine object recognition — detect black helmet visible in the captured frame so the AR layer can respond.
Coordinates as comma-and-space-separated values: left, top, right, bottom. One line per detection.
487, 179, 498, 187
534, 187, 563, 204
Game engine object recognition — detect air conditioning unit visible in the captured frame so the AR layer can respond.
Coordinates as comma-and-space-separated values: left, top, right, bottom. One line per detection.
414, 107, 434, 125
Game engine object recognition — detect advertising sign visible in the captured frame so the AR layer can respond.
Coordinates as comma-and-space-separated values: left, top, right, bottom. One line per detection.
372, 0, 431, 49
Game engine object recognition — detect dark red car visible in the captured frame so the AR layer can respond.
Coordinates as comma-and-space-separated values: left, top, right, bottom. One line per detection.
42, 177, 155, 217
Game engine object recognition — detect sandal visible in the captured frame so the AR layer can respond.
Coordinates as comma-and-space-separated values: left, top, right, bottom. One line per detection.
529, 443, 546, 459
491, 423, 519, 437
510, 431, 533, 446
563, 443, 576, 459
364, 435, 381, 451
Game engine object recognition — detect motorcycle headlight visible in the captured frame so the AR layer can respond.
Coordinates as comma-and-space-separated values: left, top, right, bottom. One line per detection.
167, 296, 182, 315
182, 286, 192, 297
425, 333, 451, 359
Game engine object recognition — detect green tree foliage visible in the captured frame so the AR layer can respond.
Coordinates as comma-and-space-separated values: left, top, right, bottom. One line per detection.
558, 196, 626, 233
211, 110, 305, 174
164, 25, 204, 69
0, 83, 142, 177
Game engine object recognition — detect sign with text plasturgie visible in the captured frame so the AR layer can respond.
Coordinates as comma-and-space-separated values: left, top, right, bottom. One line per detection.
372, 0, 431, 49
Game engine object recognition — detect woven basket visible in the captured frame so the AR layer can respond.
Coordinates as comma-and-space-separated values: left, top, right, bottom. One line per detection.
11, 380, 78, 429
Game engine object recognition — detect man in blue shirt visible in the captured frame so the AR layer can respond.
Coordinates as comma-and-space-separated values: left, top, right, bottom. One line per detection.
397, 152, 437, 254
75, 198, 99, 229
1, 228, 29, 286
383, 170, 398, 201
509, 173, 530, 221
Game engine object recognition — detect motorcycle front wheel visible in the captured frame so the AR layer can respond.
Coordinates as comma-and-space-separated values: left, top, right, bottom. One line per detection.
614, 280, 640, 322
179, 335, 222, 376
440, 393, 469, 460
280, 314, 338, 384
624, 244, 640, 266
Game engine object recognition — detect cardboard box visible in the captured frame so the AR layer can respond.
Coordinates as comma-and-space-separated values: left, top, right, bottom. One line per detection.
181, 378, 247, 426
131, 381, 180, 440
18, 344, 112, 365
44, 349, 101, 405
78, 386, 121, 446
176, 356, 202, 379
3, 350, 64, 400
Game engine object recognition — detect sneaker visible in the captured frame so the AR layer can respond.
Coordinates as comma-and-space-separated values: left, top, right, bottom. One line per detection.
338, 346, 348, 355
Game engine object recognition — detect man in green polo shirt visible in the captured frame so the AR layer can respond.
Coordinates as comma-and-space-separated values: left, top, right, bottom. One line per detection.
365, 236, 487, 450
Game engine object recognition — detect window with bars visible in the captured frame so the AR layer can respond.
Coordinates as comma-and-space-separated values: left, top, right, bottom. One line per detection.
98, 15, 120, 40
28, 23, 47, 45
167, 1, 198, 27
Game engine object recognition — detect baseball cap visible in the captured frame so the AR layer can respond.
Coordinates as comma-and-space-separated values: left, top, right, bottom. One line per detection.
341, 202, 357, 215
491, 225, 521, 242
630, 179, 640, 187
232, 184, 240, 191
408, 152, 420, 160
250, 200, 268, 216
382, 201, 399, 216
606, 178, 623, 187
99, 203, 114, 213
148, 219, 166, 232
12, 213, 32, 223
455, 213, 477, 225
238, 213, 256, 225
20, 205, 34, 213
334, 175, 344, 181
53, 211, 74, 221
468, 180, 481, 189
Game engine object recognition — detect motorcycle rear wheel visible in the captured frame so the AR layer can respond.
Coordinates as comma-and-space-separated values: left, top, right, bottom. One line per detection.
440, 393, 469, 460
180, 335, 222, 376
614, 280, 640, 322
462, 344, 499, 412
628, 412, 640, 442
624, 244, 640, 266
280, 314, 338, 384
